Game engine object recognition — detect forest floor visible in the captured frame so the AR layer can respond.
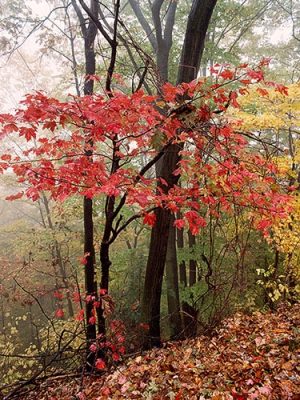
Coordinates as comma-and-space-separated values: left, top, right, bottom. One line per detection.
13, 303, 300, 399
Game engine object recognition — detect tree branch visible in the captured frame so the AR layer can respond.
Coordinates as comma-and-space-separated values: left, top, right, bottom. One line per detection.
77, 0, 113, 45
128, 0, 157, 51
106, 0, 120, 93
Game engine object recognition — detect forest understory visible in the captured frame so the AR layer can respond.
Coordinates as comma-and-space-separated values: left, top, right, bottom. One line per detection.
11, 303, 299, 400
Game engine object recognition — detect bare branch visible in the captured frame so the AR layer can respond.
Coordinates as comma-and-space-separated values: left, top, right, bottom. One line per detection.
106, 0, 120, 93
77, 0, 113, 45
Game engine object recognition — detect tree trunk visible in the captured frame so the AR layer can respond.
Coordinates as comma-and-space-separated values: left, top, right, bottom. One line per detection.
185, 230, 198, 336
83, 197, 97, 363
142, 143, 181, 348
142, 0, 218, 348
73, 0, 99, 368
177, 0, 218, 85
165, 215, 183, 339
177, 212, 187, 287
41, 193, 74, 318
188, 230, 197, 286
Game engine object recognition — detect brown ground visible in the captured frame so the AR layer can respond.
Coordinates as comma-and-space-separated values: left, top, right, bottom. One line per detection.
7, 303, 300, 399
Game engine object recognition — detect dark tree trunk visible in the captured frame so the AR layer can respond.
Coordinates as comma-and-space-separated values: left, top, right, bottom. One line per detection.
83, 2, 98, 363
72, 0, 99, 368
142, 143, 181, 348
177, 0, 218, 85
98, 195, 115, 337
142, 0, 218, 348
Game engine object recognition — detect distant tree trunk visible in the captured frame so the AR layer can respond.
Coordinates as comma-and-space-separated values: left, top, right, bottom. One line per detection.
165, 215, 182, 339
185, 230, 199, 336
188, 231, 197, 286
142, 0, 218, 348
41, 194, 74, 318
177, 212, 187, 287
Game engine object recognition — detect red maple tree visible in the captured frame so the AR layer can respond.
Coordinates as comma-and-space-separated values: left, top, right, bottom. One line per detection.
0, 62, 291, 349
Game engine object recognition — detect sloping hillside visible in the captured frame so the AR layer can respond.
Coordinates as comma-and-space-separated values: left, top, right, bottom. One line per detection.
13, 304, 300, 399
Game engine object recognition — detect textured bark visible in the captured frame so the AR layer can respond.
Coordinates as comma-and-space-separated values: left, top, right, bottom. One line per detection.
177, 0, 218, 85
142, 143, 181, 348
142, 0, 218, 348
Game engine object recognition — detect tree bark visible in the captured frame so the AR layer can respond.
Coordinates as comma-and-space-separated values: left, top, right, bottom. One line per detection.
72, 0, 99, 368
177, 0, 218, 85
142, 0, 218, 348
142, 143, 181, 348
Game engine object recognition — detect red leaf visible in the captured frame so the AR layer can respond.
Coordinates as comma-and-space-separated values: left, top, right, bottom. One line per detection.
6, 192, 24, 201
95, 358, 106, 370
1, 154, 11, 161
76, 309, 85, 321
53, 290, 64, 300
220, 69, 234, 80
143, 212, 156, 226
55, 308, 64, 318
256, 87, 269, 96
175, 389, 183, 400
79, 252, 90, 265
174, 219, 185, 229
112, 352, 120, 361
19, 127, 36, 141
89, 343, 97, 352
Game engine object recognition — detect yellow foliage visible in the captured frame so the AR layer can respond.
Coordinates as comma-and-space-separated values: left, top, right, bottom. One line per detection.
234, 83, 300, 302
235, 83, 300, 131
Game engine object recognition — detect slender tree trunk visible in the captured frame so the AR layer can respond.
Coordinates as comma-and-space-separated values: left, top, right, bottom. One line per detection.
83, 197, 97, 356
98, 209, 114, 337
177, 212, 187, 287
188, 231, 197, 286
186, 230, 199, 336
73, 0, 99, 368
165, 215, 183, 339
42, 194, 74, 317
177, 0, 218, 85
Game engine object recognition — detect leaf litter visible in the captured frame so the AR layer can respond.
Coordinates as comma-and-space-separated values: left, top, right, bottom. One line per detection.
18, 303, 299, 399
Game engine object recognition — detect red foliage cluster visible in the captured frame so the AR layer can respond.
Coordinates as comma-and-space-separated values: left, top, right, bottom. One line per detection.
0, 63, 291, 234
